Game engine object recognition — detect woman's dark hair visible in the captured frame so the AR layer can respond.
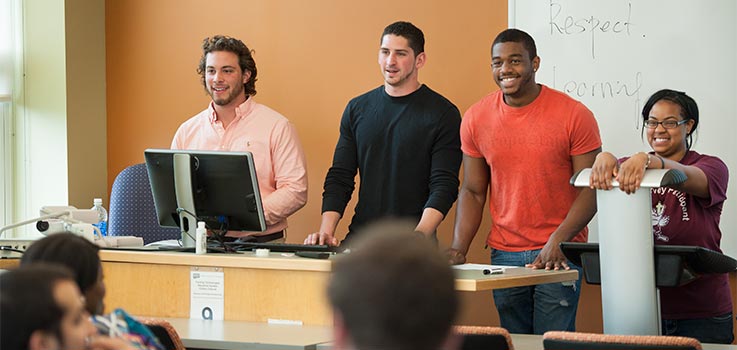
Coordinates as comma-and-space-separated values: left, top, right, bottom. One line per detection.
0, 264, 75, 350
641, 89, 699, 151
21, 233, 101, 294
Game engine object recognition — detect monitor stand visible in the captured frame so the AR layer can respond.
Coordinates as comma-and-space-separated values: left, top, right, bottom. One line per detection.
173, 153, 197, 248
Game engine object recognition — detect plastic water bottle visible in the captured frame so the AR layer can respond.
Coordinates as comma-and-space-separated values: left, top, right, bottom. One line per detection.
196, 221, 207, 255
91, 198, 108, 236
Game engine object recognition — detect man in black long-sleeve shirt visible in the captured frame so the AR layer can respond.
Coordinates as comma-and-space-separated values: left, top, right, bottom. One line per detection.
305, 21, 462, 246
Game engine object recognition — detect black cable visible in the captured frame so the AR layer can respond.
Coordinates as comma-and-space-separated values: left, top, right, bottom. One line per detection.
175, 207, 199, 220
175, 208, 238, 253
0, 247, 25, 254
175, 208, 200, 242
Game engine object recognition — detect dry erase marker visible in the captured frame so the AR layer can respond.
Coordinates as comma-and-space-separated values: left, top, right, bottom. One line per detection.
483, 268, 503, 275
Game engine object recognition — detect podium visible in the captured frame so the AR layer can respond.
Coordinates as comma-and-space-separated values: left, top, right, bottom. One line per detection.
561, 242, 737, 287
569, 169, 686, 335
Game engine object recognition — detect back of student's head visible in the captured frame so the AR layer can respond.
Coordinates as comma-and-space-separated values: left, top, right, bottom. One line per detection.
327, 221, 458, 350
0, 264, 75, 350
492, 28, 537, 59
21, 233, 104, 314
381, 21, 425, 56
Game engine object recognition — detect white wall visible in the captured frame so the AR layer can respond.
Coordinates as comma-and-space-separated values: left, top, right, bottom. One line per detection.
8, 0, 107, 237
18, 0, 69, 235
510, 0, 737, 258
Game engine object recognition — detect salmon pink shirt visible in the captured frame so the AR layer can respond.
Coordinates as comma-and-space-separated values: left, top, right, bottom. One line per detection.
172, 98, 308, 238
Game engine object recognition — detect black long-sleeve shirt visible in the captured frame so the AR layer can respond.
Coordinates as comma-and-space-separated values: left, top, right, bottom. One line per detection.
322, 84, 462, 239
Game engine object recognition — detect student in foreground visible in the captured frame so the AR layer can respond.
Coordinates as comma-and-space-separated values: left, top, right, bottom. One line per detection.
0, 264, 137, 350
172, 35, 308, 242
589, 89, 733, 344
305, 21, 462, 247
21, 233, 164, 350
327, 222, 459, 350
447, 28, 602, 334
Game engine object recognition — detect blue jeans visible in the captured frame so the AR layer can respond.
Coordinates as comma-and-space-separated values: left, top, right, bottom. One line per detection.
662, 313, 734, 344
491, 248, 582, 334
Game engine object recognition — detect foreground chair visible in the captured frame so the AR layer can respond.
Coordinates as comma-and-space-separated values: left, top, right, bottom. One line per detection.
543, 331, 702, 350
140, 318, 186, 350
454, 325, 514, 350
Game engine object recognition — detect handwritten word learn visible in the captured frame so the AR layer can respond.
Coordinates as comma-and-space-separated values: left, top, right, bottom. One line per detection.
548, 0, 633, 59
556, 69, 643, 100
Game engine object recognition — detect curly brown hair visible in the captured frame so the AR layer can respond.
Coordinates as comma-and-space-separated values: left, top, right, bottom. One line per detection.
197, 35, 258, 96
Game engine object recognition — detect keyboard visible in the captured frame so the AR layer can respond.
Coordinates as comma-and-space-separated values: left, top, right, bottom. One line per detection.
100, 245, 193, 252
225, 241, 342, 253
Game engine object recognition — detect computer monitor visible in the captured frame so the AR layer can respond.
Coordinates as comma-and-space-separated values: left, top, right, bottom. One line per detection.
144, 149, 266, 247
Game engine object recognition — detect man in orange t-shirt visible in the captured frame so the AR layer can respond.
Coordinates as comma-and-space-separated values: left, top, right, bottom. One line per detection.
447, 29, 601, 334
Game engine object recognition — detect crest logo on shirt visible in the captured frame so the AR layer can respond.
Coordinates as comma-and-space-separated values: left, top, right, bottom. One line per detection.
652, 201, 670, 242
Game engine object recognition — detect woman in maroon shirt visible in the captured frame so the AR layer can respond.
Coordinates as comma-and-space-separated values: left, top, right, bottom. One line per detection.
590, 89, 732, 344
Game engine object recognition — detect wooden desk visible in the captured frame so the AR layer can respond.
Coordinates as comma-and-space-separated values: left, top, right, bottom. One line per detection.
99, 250, 577, 326
2, 251, 579, 326
100, 250, 333, 325
454, 268, 578, 291
161, 318, 332, 350
0, 258, 19, 270
152, 319, 737, 350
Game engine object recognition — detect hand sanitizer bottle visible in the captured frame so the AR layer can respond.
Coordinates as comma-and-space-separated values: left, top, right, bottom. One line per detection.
196, 221, 207, 255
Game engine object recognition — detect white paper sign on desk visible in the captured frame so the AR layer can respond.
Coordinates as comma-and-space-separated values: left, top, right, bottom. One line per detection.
190, 267, 224, 320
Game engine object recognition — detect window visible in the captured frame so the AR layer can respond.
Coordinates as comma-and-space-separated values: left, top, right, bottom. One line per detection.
0, 0, 21, 229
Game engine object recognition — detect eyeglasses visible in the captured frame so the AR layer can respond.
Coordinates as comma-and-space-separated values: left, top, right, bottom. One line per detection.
644, 119, 689, 129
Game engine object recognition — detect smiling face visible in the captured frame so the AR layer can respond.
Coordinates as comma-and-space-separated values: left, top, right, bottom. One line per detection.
205, 50, 250, 107
378, 34, 425, 96
647, 100, 695, 160
491, 41, 540, 106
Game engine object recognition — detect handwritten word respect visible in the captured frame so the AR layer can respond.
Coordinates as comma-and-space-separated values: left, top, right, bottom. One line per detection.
548, 0, 633, 59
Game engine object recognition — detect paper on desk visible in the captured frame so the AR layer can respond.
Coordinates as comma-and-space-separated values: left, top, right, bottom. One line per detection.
190, 268, 224, 320
451, 263, 512, 271
145, 239, 181, 248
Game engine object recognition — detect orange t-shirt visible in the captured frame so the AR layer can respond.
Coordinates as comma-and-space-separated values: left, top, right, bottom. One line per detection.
461, 85, 601, 251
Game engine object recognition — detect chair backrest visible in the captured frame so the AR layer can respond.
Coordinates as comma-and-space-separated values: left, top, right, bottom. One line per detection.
139, 318, 186, 350
454, 325, 514, 350
108, 163, 180, 244
543, 331, 702, 350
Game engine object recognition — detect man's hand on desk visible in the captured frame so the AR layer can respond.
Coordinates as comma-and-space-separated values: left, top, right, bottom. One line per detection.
445, 248, 467, 265
303, 232, 339, 246
525, 240, 570, 270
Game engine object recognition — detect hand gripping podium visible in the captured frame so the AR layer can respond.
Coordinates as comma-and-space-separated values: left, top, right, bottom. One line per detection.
566, 168, 737, 335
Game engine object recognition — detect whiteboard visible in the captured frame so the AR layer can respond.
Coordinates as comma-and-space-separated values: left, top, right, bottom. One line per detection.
510, 0, 737, 258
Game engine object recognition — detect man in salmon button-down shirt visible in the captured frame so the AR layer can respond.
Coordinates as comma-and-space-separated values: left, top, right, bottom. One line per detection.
172, 35, 308, 243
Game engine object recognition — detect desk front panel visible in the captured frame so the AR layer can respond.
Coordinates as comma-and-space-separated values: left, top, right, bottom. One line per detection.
101, 251, 333, 326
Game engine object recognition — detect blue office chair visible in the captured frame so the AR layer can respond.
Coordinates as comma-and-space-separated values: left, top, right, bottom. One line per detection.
108, 163, 180, 244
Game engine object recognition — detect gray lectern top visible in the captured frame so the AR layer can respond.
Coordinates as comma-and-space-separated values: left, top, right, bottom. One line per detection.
570, 168, 687, 188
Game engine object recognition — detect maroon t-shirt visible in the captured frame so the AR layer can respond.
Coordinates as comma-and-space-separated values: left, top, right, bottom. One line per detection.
647, 151, 731, 319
